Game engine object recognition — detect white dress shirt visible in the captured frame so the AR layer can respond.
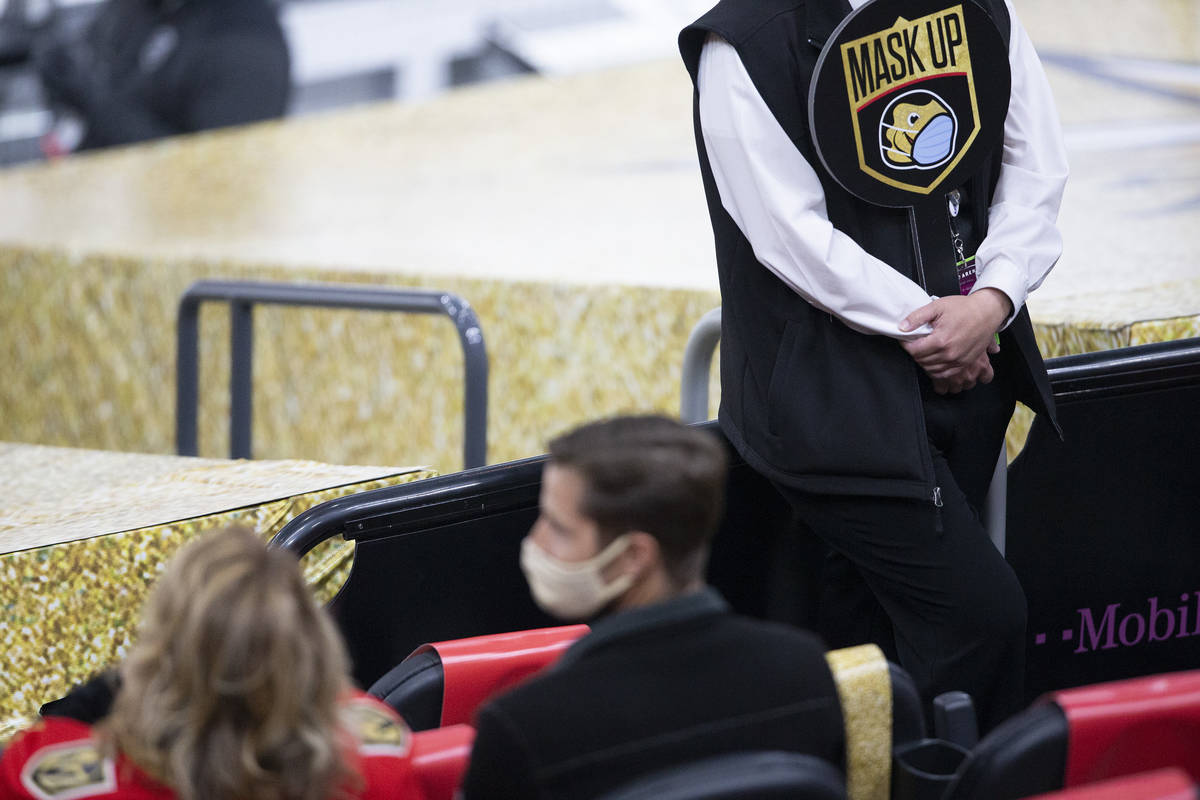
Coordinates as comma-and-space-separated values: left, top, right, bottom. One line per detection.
697, 0, 1068, 339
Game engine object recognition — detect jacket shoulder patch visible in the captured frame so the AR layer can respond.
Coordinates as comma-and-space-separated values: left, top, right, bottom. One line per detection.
21, 739, 116, 800
341, 699, 412, 756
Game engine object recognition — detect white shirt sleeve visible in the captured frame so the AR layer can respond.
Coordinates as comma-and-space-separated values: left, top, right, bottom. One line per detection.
971, 0, 1070, 328
697, 33, 935, 340
697, 1, 1069, 338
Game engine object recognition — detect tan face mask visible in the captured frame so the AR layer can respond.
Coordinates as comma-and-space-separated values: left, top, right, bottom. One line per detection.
519, 534, 635, 621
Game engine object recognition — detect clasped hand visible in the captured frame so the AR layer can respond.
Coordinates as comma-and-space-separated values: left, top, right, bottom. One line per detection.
899, 289, 1012, 395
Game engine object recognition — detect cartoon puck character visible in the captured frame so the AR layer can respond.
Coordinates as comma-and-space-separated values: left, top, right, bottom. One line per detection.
880, 89, 959, 169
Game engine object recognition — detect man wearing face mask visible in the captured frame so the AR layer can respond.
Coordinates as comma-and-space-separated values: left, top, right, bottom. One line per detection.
678, 0, 1068, 732
460, 415, 844, 800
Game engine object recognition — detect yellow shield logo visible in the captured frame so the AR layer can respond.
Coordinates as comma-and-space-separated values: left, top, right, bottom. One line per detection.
839, 4, 981, 196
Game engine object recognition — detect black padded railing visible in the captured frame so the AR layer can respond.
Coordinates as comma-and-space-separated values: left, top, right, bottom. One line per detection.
272, 336, 1200, 558
272, 454, 545, 558
176, 280, 488, 468
1036, 336, 1200, 402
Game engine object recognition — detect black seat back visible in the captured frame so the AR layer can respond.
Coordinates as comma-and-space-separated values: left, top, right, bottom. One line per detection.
367, 649, 444, 731
890, 662, 927, 747
596, 751, 845, 800
945, 702, 1068, 800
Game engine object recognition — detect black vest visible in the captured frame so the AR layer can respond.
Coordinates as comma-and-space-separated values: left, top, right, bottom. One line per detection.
679, 0, 1056, 501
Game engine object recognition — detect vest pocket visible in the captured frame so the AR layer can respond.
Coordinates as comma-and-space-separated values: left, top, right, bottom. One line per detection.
765, 319, 802, 440
763, 313, 929, 484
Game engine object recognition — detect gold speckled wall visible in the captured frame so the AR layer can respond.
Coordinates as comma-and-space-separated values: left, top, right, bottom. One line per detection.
5, 237, 1194, 472
0, 244, 721, 471
0, 460, 435, 743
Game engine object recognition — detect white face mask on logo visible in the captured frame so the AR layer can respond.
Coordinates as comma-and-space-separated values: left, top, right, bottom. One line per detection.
520, 534, 635, 621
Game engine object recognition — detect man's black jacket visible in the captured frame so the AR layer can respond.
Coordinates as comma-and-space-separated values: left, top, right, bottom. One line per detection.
461, 589, 844, 799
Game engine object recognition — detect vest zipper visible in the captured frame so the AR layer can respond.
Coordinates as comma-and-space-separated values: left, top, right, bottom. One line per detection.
907, 204, 945, 508
932, 486, 944, 532
907, 211, 930, 291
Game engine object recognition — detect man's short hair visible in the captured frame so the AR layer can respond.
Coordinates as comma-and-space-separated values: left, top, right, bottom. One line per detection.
547, 415, 728, 581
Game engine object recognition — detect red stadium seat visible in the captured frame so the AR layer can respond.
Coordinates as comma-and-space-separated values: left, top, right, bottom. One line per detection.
1022, 768, 1197, 800
1054, 671, 1200, 786
369, 625, 588, 728
947, 670, 1200, 800
410, 724, 475, 800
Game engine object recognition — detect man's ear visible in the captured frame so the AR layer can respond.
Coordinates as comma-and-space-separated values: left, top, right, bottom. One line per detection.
621, 531, 662, 577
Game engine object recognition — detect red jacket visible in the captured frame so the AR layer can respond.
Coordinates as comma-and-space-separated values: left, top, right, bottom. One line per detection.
0, 692, 421, 799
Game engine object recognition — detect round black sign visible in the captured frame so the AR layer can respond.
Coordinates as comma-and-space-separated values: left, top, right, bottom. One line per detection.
808, 0, 1011, 208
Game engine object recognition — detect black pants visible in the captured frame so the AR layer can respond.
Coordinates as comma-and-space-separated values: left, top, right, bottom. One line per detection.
772, 362, 1026, 732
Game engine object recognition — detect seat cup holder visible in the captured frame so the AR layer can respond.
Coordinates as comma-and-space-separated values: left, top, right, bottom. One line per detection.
891, 738, 970, 800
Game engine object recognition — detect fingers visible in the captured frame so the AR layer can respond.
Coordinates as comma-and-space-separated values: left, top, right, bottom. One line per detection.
925, 352, 993, 394
904, 297, 1000, 393
902, 330, 956, 362
909, 347, 971, 372
907, 334, 994, 372
911, 351, 960, 372
932, 375, 976, 395
931, 375, 973, 395
900, 337, 927, 357
899, 299, 943, 333
901, 296, 1006, 368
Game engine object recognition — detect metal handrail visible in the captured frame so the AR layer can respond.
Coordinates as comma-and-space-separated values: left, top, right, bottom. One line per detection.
680, 307, 722, 424
176, 280, 488, 468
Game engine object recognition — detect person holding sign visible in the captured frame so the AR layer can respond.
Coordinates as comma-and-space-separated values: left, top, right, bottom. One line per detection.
679, 0, 1067, 730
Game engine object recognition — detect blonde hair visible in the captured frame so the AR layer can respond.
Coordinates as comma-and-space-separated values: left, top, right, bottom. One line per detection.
107, 527, 355, 800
